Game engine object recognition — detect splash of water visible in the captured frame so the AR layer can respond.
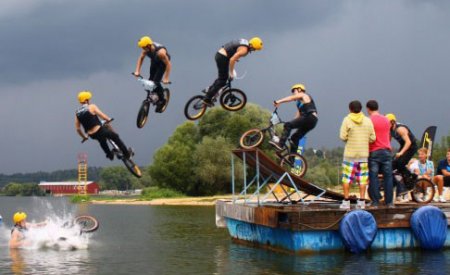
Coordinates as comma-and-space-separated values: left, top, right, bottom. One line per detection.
23, 215, 91, 251
1, 197, 92, 251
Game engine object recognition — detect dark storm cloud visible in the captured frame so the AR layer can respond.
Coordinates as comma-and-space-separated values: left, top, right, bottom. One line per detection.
0, 0, 341, 84
1, 0, 450, 174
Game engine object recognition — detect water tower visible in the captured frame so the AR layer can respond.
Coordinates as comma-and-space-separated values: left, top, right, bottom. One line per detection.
77, 152, 88, 195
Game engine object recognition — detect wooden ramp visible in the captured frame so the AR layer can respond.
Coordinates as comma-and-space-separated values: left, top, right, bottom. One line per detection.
233, 148, 345, 202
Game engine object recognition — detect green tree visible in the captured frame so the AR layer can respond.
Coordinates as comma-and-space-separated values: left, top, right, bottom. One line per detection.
2, 182, 44, 196
100, 166, 134, 191
148, 122, 199, 194
198, 103, 271, 145
193, 136, 243, 195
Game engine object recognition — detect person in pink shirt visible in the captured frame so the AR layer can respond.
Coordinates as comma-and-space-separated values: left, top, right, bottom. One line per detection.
366, 100, 393, 207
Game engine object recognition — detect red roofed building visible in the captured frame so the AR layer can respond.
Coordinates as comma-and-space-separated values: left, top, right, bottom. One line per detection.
38, 181, 100, 195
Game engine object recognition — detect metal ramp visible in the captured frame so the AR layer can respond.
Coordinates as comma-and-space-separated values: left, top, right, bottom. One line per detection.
231, 148, 344, 205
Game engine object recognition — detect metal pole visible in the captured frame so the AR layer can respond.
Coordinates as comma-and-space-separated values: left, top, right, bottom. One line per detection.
256, 150, 260, 205
231, 153, 235, 203
243, 152, 247, 200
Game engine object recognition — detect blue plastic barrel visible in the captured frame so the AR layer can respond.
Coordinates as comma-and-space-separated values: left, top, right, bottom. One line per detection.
339, 210, 377, 253
410, 205, 448, 250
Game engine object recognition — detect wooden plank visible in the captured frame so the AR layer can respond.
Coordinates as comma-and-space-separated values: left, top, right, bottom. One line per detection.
232, 148, 345, 201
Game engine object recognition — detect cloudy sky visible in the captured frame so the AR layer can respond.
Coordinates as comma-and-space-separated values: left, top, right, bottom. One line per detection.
1, 0, 449, 174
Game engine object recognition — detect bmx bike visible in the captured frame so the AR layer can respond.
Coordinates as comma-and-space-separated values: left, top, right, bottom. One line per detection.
239, 108, 308, 177
377, 170, 436, 204
82, 119, 142, 178
73, 215, 99, 233
132, 73, 170, 128
184, 80, 247, 121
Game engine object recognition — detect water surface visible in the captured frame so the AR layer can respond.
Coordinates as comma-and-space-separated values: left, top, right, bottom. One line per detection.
0, 197, 449, 274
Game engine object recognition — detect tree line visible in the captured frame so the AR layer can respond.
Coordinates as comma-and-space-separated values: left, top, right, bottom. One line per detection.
2, 104, 450, 196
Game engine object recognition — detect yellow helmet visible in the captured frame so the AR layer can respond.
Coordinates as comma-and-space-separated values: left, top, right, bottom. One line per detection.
78, 90, 92, 103
249, 37, 263, 51
291, 83, 306, 92
385, 113, 397, 122
13, 212, 27, 224
138, 36, 153, 48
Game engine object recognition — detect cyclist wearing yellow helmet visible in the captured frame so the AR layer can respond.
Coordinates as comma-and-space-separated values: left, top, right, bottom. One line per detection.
9, 212, 46, 249
385, 113, 418, 201
270, 84, 318, 153
134, 35, 171, 112
75, 91, 132, 160
203, 37, 263, 104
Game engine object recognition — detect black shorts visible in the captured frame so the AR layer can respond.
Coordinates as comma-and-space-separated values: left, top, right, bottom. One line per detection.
444, 176, 450, 187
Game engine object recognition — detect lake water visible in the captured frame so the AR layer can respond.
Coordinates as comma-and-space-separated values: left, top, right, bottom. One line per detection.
0, 197, 450, 274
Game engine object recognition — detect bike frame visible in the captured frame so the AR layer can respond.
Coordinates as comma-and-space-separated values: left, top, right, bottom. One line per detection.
134, 74, 169, 104
210, 81, 232, 102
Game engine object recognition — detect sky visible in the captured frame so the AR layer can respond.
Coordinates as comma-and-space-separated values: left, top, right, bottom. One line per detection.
1, 0, 450, 174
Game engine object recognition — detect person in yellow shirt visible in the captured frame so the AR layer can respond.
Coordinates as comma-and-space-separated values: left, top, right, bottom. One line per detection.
339, 100, 376, 209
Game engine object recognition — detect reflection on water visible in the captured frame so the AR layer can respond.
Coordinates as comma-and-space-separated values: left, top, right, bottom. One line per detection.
0, 197, 450, 274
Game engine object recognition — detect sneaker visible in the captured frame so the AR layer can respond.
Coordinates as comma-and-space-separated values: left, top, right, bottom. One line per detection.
439, 195, 447, 203
387, 203, 395, 208
356, 200, 366, 209
269, 140, 284, 151
124, 147, 134, 159
106, 152, 114, 161
155, 98, 166, 113
202, 98, 213, 107
339, 200, 351, 210
396, 196, 403, 202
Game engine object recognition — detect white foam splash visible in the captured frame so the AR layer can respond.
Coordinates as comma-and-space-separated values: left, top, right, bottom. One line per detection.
22, 215, 90, 251
1, 197, 93, 251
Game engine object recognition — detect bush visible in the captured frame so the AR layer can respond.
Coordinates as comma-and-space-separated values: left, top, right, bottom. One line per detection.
71, 194, 91, 203
140, 187, 184, 200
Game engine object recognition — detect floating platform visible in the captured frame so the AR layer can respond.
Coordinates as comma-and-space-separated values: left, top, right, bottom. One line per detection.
217, 148, 450, 253
216, 200, 450, 253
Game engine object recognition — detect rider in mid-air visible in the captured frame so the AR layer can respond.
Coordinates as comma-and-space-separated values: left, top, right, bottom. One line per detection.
75, 91, 132, 160
270, 84, 318, 153
134, 35, 171, 112
203, 37, 263, 105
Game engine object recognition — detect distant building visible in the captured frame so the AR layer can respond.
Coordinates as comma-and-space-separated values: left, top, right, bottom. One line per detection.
38, 181, 100, 195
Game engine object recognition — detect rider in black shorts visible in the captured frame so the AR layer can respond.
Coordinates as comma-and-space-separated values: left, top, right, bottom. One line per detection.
270, 84, 318, 153
75, 91, 132, 160
203, 37, 263, 105
134, 36, 171, 112
385, 114, 418, 200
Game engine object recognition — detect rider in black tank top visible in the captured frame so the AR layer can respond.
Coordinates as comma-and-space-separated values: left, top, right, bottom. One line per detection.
135, 36, 172, 112
203, 37, 263, 104
270, 84, 318, 154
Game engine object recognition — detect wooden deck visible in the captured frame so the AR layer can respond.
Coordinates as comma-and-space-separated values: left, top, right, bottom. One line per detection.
216, 200, 450, 231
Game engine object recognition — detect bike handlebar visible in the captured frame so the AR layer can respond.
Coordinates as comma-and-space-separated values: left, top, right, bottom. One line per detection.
131, 73, 171, 84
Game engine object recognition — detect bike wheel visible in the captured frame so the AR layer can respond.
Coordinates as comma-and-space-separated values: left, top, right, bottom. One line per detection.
220, 88, 247, 111
184, 95, 207, 120
411, 178, 435, 203
239, 129, 264, 149
159, 88, 171, 113
279, 153, 308, 178
136, 100, 150, 128
74, 215, 99, 233
122, 157, 142, 178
